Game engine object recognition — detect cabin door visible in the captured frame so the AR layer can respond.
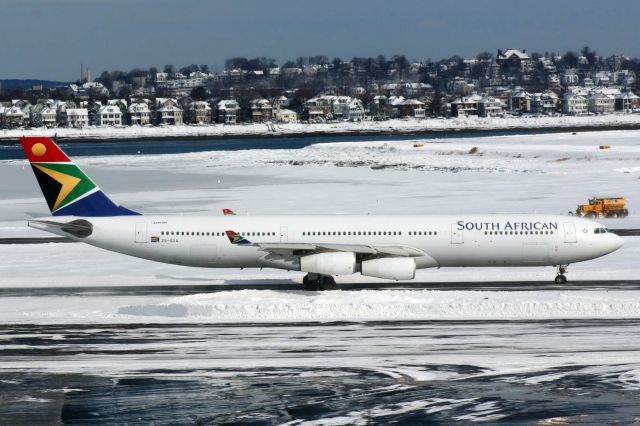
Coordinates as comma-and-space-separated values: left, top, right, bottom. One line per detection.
135, 222, 148, 243
563, 222, 577, 243
280, 226, 288, 243
450, 223, 464, 244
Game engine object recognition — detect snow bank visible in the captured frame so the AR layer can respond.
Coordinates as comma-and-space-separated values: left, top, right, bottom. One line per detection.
115, 289, 640, 322
2, 114, 640, 140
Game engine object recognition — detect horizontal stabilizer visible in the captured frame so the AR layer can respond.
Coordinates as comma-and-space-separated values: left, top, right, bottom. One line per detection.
28, 218, 93, 238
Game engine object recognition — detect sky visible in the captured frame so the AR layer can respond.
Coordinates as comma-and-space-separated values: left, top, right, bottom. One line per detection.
1, 0, 639, 81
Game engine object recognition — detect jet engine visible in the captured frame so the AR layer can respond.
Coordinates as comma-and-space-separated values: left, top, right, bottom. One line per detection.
361, 257, 416, 280
300, 252, 356, 276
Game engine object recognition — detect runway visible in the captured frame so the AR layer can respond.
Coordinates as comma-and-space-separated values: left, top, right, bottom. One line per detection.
2, 279, 640, 297
3, 318, 640, 424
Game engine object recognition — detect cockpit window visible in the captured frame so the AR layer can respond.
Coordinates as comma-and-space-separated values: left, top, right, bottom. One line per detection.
594, 227, 608, 234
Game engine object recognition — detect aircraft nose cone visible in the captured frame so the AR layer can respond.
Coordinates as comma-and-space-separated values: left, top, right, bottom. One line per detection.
613, 234, 624, 250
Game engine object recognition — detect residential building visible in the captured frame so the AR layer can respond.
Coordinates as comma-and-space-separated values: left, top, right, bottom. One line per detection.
250, 99, 273, 122
497, 49, 533, 72
273, 108, 298, 123
188, 101, 212, 124
562, 93, 588, 115
303, 96, 333, 121
342, 99, 366, 121
97, 105, 123, 126
509, 90, 531, 113
64, 109, 89, 128
3, 106, 25, 126
588, 93, 615, 113
216, 99, 241, 124
478, 96, 503, 117
157, 104, 183, 125
450, 94, 482, 117
531, 91, 559, 114
398, 99, 425, 118
615, 92, 640, 113
128, 102, 152, 125
38, 106, 58, 127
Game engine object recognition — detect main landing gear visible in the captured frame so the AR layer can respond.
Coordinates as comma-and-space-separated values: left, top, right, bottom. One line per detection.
554, 265, 568, 284
302, 273, 337, 291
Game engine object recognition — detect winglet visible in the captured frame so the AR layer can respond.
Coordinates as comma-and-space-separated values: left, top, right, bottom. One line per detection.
222, 208, 236, 215
225, 230, 252, 245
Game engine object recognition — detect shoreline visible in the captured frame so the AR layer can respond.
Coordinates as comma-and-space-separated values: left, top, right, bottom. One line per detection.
2, 115, 640, 143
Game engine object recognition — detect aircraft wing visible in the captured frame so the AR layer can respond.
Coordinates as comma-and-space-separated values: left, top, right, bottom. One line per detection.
254, 242, 426, 257
225, 230, 426, 257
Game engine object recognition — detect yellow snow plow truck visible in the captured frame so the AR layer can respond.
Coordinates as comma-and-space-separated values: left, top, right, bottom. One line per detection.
575, 197, 629, 218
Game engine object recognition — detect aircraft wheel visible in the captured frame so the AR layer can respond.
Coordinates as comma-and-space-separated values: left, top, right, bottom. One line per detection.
554, 275, 567, 284
302, 275, 319, 291
321, 276, 337, 290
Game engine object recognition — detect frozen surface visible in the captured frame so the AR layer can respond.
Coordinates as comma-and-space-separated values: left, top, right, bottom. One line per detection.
3, 129, 640, 424
1, 130, 640, 323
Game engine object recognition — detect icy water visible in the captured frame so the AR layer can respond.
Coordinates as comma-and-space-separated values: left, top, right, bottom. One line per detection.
2, 320, 640, 425
0, 128, 565, 160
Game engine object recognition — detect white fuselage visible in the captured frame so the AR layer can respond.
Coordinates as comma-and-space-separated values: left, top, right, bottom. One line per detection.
31, 214, 623, 274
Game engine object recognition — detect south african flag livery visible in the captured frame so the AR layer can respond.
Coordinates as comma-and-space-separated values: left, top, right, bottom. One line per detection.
20, 137, 139, 217
225, 230, 252, 245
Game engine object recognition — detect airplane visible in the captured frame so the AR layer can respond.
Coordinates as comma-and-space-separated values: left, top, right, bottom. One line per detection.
20, 136, 624, 291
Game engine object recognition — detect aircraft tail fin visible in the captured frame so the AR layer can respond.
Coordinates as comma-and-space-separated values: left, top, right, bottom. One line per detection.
20, 137, 139, 217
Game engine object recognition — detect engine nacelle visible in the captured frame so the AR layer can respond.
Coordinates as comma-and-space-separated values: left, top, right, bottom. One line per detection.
300, 252, 356, 276
361, 257, 416, 280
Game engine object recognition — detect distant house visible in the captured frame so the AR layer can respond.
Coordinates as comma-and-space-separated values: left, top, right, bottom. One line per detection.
128, 102, 152, 125
342, 99, 366, 121
3, 106, 25, 126
155, 98, 183, 125
594, 71, 613, 86
497, 49, 533, 72
450, 94, 482, 117
64, 109, 89, 128
369, 95, 388, 118
38, 106, 58, 127
615, 92, 640, 113
509, 90, 532, 113
273, 108, 298, 123
303, 96, 333, 121
250, 99, 273, 123
330, 96, 352, 119
97, 105, 123, 126
383, 96, 406, 118
531, 91, 559, 114
187, 101, 212, 124
561, 72, 580, 87
398, 99, 425, 118
562, 93, 588, 115
216, 99, 241, 124
157, 104, 183, 125
588, 93, 615, 114
477, 96, 503, 117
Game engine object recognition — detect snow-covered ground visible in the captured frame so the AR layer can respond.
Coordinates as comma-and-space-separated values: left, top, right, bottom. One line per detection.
1, 114, 640, 140
1, 129, 640, 323
3, 130, 640, 424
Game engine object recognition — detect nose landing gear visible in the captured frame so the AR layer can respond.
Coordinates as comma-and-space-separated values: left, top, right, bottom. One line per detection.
554, 265, 568, 284
302, 273, 337, 291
